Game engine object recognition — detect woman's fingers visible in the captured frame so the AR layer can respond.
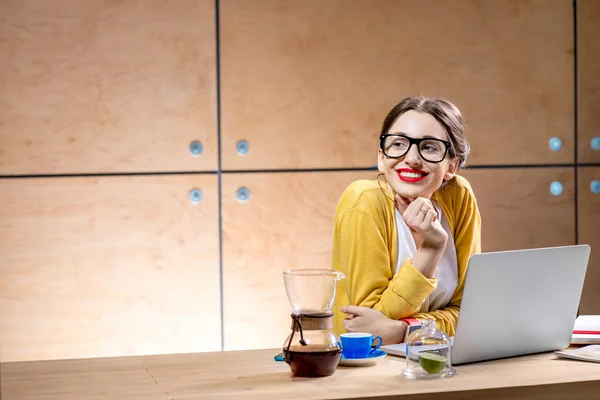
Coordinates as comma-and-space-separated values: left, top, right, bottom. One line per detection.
404, 199, 427, 222
420, 209, 437, 229
403, 198, 439, 231
403, 198, 422, 218
397, 197, 447, 249
343, 317, 359, 332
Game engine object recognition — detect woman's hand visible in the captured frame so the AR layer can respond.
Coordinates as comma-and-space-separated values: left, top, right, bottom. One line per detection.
395, 195, 448, 250
341, 305, 407, 345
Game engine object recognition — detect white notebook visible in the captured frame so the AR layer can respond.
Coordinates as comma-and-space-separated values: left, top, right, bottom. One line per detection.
572, 315, 600, 344
555, 345, 600, 363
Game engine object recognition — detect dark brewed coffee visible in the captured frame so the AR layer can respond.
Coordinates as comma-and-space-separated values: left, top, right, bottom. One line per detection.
287, 347, 342, 377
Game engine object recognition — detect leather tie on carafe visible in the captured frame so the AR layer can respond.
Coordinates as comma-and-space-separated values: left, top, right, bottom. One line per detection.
283, 314, 307, 363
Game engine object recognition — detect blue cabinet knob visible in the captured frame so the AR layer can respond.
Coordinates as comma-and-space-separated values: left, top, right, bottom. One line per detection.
189, 140, 203, 156
591, 180, 600, 194
237, 187, 250, 202
236, 140, 249, 155
550, 181, 563, 196
189, 188, 203, 204
591, 137, 600, 151
548, 137, 562, 152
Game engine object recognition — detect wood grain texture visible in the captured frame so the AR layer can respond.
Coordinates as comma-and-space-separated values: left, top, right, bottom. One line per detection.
578, 167, 600, 314
2, 348, 600, 400
0, 175, 220, 362
0, 0, 217, 174
221, 171, 376, 351
578, 0, 600, 163
220, 0, 574, 170
461, 168, 576, 251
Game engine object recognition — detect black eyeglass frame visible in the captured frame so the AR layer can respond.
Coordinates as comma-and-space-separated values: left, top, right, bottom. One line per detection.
379, 133, 452, 164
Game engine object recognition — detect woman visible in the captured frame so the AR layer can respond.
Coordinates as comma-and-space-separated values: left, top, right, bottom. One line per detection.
332, 96, 481, 344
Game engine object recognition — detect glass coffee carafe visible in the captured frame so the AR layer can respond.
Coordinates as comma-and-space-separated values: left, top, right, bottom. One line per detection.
282, 269, 345, 377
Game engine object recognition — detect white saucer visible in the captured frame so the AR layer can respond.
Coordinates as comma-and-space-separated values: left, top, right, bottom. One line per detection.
338, 350, 387, 367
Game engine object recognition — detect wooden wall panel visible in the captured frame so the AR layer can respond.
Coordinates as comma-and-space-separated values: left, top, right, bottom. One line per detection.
578, 167, 600, 314
462, 168, 575, 252
221, 171, 376, 351
578, 0, 600, 163
220, 0, 573, 170
0, 0, 217, 174
0, 175, 220, 362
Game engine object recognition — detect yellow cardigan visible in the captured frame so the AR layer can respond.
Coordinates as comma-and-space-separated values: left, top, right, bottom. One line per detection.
332, 175, 482, 337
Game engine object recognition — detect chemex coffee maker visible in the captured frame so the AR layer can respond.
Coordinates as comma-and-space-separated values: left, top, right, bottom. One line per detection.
282, 269, 345, 377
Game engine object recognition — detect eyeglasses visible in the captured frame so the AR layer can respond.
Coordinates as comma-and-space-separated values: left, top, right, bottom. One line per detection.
379, 134, 451, 163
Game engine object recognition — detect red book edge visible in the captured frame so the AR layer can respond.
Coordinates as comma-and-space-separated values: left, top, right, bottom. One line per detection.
573, 330, 600, 335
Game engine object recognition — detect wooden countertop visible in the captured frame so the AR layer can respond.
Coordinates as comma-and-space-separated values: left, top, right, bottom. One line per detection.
2, 348, 600, 400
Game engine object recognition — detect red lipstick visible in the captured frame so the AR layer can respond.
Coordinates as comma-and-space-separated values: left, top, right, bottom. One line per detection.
396, 168, 429, 183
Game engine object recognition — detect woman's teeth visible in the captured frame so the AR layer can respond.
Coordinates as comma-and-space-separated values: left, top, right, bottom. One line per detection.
400, 172, 425, 178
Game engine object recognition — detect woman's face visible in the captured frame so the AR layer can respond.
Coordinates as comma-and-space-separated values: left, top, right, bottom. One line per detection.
377, 110, 458, 200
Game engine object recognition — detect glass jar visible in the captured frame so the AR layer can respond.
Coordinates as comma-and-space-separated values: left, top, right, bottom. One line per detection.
401, 319, 456, 379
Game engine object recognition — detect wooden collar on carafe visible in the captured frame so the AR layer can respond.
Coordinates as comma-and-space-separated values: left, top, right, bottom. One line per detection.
290, 312, 333, 330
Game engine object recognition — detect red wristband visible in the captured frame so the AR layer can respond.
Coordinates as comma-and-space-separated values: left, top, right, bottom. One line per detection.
401, 318, 422, 342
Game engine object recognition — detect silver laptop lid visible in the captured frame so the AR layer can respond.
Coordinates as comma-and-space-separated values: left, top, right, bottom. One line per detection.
452, 244, 590, 365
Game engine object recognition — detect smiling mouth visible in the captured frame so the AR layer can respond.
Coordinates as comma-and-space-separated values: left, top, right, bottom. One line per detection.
396, 169, 429, 183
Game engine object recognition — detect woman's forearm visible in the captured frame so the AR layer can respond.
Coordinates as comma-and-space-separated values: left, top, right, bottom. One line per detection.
381, 319, 408, 345
411, 244, 446, 278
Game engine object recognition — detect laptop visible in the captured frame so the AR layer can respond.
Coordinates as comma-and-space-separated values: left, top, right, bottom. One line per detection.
381, 244, 591, 365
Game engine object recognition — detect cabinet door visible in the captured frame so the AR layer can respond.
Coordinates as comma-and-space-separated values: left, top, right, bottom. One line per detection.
0, 0, 217, 174
578, 167, 600, 314
221, 171, 376, 350
0, 175, 220, 362
221, 0, 573, 170
578, 0, 600, 163
461, 168, 575, 251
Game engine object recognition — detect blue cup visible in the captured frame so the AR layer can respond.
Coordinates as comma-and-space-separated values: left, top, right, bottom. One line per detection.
340, 332, 383, 359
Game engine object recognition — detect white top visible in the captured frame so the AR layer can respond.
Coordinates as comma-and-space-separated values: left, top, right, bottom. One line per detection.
394, 201, 458, 313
